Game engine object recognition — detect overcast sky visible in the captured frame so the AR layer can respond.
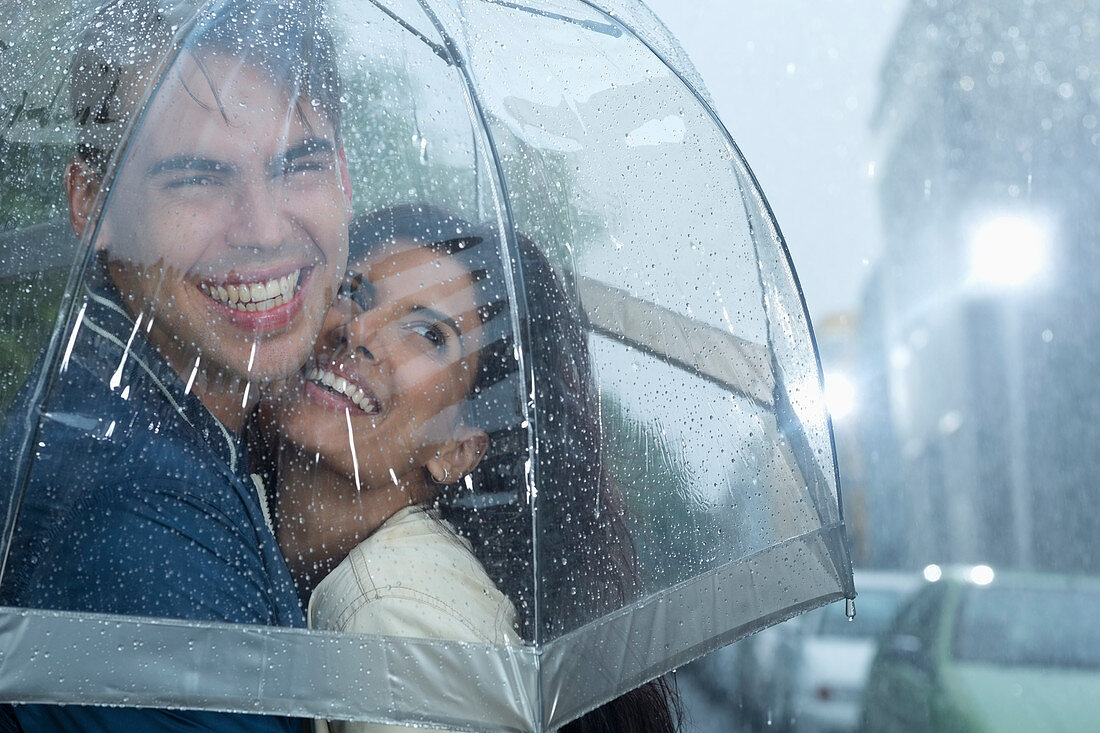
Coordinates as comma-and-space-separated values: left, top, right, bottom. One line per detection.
641, 0, 908, 319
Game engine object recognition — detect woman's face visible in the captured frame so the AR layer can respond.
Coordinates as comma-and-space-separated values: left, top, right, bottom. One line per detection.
271, 236, 486, 488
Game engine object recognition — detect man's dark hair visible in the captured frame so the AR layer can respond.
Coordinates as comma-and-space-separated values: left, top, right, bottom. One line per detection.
69, 0, 342, 174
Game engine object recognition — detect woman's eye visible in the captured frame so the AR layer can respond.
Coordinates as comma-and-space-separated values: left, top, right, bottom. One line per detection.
408, 323, 448, 350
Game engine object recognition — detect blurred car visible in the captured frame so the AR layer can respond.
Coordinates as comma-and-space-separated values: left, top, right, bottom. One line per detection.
766, 570, 920, 733
731, 613, 802, 728
861, 566, 1100, 733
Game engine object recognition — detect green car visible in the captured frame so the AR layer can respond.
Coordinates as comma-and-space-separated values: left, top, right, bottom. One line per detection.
860, 566, 1100, 733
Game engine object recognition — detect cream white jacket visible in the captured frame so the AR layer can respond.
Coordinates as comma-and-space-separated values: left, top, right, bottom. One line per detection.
310, 504, 522, 733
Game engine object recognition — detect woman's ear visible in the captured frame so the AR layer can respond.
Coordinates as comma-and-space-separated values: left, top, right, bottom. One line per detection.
65, 157, 101, 241
427, 426, 489, 484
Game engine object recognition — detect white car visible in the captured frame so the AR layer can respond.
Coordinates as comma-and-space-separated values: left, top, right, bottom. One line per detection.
770, 570, 920, 733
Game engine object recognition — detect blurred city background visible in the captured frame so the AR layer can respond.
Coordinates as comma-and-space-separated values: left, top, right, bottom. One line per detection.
649, 1, 1100, 730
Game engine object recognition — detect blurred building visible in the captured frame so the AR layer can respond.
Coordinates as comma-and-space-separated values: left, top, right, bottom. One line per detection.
858, 0, 1100, 573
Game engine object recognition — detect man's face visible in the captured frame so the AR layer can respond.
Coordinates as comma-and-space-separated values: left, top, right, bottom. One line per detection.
92, 52, 350, 388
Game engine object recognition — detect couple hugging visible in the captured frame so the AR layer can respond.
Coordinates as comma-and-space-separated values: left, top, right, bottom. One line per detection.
0, 1, 676, 731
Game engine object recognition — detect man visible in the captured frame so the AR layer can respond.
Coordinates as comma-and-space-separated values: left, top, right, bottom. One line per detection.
0, 0, 350, 729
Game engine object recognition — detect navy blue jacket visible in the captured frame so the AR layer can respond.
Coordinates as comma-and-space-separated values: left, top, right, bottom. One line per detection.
0, 262, 305, 731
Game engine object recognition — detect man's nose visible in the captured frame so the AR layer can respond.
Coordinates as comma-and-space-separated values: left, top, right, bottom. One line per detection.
229, 181, 292, 250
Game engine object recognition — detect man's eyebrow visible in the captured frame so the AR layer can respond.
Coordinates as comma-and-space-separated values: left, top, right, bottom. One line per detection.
147, 156, 234, 177
411, 304, 464, 341
279, 137, 335, 163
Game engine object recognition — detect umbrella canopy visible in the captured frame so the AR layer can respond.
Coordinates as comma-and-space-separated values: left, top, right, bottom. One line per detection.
0, 0, 855, 730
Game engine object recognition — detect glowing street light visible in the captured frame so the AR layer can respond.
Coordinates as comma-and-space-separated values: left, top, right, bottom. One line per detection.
824, 370, 857, 421
969, 564, 996, 586
967, 213, 1052, 290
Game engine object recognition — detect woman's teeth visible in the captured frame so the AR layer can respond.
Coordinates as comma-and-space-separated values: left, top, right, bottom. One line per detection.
201, 270, 301, 312
307, 367, 380, 414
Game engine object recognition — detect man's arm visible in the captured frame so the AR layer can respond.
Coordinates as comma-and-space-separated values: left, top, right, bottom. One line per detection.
13, 478, 301, 731
26, 478, 278, 622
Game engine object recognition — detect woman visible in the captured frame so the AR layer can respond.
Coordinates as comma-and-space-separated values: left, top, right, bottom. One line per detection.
260, 204, 679, 732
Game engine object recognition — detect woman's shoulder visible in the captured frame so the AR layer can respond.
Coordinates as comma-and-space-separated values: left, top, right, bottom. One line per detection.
341, 504, 496, 600
308, 504, 522, 646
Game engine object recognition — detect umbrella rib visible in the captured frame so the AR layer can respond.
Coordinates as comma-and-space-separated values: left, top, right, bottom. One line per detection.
576, 277, 775, 408
477, 0, 623, 37
364, 0, 455, 65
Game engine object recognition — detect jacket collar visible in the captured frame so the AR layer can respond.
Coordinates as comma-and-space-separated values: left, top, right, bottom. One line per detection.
74, 256, 247, 475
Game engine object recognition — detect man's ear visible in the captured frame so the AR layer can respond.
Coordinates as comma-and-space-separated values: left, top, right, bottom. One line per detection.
65, 157, 101, 242
426, 426, 489, 485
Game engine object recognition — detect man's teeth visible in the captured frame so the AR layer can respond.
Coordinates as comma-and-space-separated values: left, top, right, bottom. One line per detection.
201, 270, 301, 312
307, 367, 379, 414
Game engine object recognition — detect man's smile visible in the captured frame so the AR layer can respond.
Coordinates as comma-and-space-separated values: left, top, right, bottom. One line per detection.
200, 268, 303, 312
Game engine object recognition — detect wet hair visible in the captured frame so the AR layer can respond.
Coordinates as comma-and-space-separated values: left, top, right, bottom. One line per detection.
69, 0, 342, 174
347, 204, 680, 732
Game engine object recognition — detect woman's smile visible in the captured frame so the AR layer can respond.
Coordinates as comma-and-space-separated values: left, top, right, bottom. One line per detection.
302, 363, 382, 415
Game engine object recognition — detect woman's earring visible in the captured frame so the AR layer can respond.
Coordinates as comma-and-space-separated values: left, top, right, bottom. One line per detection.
429, 465, 460, 486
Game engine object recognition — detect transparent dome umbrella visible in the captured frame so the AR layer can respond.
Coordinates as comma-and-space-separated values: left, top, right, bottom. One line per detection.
0, 0, 855, 730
